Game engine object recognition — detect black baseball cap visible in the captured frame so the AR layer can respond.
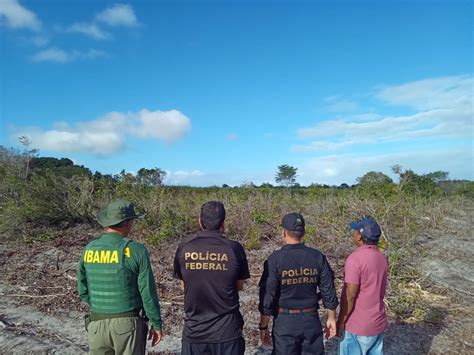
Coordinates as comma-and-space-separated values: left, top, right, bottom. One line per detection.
282, 213, 305, 232
349, 217, 382, 241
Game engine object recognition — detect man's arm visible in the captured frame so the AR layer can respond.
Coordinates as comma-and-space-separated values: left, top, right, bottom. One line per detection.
235, 242, 250, 291
236, 279, 245, 291
337, 255, 361, 335
77, 253, 89, 305
258, 258, 280, 316
136, 246, 162, 331
337, 283, 359, 331
319, 255, 339, 339
258, 259, 278, 346
319, 254, 339, 309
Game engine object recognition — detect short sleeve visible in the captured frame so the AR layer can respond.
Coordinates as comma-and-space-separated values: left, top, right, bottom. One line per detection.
173, 245, 183, 280
235, 243, 250, 280
344, 255, 361, 284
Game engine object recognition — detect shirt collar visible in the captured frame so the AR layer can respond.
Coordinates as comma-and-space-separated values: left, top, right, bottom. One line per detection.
356, 244, 378, 251
196, 230, 225, 238
100, 232, 125, 241
282, 242, 306, 249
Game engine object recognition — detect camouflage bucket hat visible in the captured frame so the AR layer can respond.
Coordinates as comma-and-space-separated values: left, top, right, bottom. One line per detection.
96, 199, 145, 227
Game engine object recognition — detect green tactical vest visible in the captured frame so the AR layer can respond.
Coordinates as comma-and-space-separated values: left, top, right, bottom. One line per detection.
83, 236, 142, 314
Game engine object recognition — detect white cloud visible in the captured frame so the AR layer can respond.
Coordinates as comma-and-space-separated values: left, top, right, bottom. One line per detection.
32, 48, 107, 63
351, 113, 383, 121
96, 4, 138, 27
61, 4, 138, 41
324, 96, 359, 112
226, 133, 239, 141
163, 169, 276, 187
299, 147, 473, 185
18, 128, 124, 155
66, 22, 110, 40
129, 110, 192, 143
296, 75, 473, 152
291, 139, 356, 152
32, 48, 69, 63
30, 35, 49, 47
0, 0, 41, 31
377, 74, 473, 111
163, 170, 205, 185
174, 170, 204, 177
14, 109, 191, 156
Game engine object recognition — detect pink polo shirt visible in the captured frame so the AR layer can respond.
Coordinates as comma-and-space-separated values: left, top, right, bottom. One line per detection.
344, 244, 388, 336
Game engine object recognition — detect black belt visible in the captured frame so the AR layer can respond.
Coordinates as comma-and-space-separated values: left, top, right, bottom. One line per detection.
278, 307, 318, 314
90, 310, 140, 321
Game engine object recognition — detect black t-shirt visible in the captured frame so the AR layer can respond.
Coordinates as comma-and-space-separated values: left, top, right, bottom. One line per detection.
173, 230, 250, 343
258, 243, 338, 315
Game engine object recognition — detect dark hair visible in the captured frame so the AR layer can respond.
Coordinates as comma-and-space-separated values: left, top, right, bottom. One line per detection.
286, 230, 305, 239
361, 234, 378, 245
200, 201, 226, 231
109, 219, 129, 229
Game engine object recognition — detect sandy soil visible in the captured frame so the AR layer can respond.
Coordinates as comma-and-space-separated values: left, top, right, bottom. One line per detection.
0, 204, 472, 354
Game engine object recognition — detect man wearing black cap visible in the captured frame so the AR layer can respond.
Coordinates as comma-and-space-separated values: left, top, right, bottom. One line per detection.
337, 217, 388, 355
258, 213, 339, 355
173, 201, 250, 355
77, 199, 163, 355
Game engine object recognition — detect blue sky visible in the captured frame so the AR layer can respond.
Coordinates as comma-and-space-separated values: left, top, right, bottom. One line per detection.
1, 0, 472, 186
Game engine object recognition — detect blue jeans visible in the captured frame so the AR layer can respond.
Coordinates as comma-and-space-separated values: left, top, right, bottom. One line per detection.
339, 330, 384, 355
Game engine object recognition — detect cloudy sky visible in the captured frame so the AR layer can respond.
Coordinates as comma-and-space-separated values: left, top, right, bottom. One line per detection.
0, 0, 472, 186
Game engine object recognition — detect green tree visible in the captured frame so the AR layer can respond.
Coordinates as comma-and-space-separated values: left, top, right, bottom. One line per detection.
136, 167, 166, 187
275, 164, 298, 187
425, 171, 449, 183
400, 170, 440, 196
19, 136, 38, 180
240, 181, 256, 188
357, 171, 396, 197
30, 157, 91, 178
357, 171, 393, 186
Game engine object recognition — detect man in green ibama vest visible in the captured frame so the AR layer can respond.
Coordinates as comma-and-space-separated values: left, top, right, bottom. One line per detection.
77, 199, 163, 355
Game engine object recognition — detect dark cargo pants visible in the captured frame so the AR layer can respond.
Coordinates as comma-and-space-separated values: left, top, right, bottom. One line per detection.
272, 311, 324, 355
87, 316, 147, 355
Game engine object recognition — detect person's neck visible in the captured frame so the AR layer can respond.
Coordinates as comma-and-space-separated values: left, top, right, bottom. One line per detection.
105, 228, 128, 237
357, 242, 374, 248
201, 228, 224, 234
285, 238, 302, 245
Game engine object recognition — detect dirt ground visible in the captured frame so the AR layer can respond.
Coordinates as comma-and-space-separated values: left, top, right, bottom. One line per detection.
0, 203, 472, 354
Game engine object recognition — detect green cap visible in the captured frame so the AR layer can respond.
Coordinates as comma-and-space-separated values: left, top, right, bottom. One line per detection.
96, 199, 145, 227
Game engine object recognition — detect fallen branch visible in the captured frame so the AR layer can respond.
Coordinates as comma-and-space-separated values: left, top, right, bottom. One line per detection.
5, 293, 68, 299
55, 263, 77, 276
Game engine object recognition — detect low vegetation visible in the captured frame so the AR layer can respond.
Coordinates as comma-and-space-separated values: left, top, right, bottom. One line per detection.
1, 142, 473, 325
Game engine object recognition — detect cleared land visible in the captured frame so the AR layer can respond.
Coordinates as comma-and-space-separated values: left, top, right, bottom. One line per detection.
0, 200, 472, 354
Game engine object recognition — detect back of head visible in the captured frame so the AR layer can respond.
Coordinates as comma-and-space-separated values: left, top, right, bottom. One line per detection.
97, 198, 144, 230
282, 213, 305, 239
350, 217, 381, 245
200, 201, 226, 231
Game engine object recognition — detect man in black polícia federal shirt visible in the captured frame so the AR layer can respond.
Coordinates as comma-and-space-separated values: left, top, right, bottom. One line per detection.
258, 213, 339, 355
173, 201, 250, 354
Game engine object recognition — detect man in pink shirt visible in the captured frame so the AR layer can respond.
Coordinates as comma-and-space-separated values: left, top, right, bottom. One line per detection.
337, 217, 388, 355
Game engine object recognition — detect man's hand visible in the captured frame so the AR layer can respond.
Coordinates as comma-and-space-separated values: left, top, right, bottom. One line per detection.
336, 320, 345, 337
324, 316, 337, 339
260, 328, 271, 346
324, 309, 337, 339
148, 329, 163, 346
